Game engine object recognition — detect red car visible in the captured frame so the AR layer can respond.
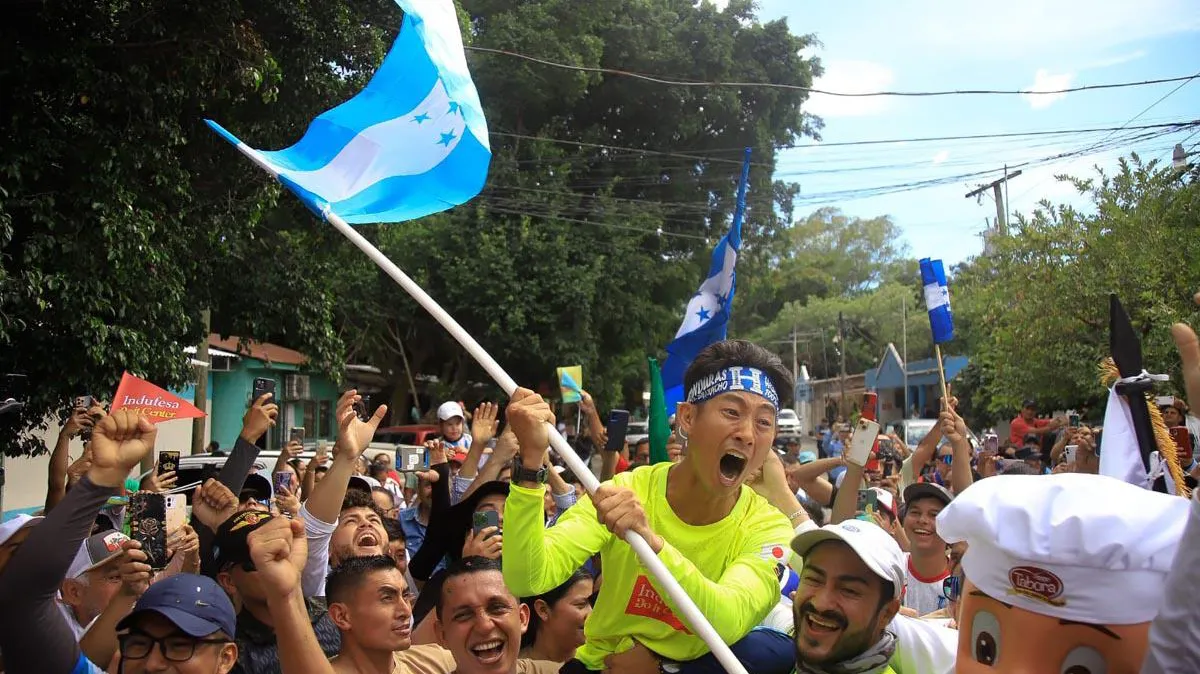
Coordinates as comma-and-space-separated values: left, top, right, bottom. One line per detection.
374, 424, 440, 446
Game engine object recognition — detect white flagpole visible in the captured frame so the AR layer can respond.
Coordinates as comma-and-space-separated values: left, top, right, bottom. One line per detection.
224, 141, 749, 674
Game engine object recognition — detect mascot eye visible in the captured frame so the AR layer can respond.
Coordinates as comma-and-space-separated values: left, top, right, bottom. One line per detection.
969, 610, 1001, 665
1060, 645, 1107, 674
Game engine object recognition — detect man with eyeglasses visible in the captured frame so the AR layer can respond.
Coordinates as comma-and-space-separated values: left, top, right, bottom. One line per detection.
115, 573, 238, 674
212, 510, 342, 674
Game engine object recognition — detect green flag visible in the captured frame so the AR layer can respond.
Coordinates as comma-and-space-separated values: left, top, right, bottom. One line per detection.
648, 356, 672, 464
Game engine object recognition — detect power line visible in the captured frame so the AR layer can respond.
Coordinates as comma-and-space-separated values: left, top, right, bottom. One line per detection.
467, 46, 1199, 98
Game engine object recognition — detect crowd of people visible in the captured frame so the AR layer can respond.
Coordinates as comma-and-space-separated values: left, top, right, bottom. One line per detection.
1, 320, 1199, 673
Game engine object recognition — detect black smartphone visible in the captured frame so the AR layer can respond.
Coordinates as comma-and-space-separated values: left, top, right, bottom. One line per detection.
157, 450, 180, 477
126, 492, 168, 568
882, 460, 894, 478
289, 427, 305, 445
605, 409, 631, 452
1069, 413, 1081, 428
252, 378, 276, 404
472, 510, 501, 539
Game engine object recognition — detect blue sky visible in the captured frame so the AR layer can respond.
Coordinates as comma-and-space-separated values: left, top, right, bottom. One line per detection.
733, 0, 1200, 264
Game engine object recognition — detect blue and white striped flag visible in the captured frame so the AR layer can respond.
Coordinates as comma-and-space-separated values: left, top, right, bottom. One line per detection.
206, 0, 490, 224
661, 219, 742, 413
919, 257, 954, 343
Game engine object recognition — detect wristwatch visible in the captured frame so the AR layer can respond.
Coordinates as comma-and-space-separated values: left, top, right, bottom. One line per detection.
510, 457, 548, 484
659, 660, 682, 674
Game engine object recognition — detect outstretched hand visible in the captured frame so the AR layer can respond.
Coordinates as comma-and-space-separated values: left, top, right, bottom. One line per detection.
334, 389, 387, 460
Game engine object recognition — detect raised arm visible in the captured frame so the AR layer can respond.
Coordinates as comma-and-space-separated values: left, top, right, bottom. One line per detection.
940, 402, 974, 494
45, 406, 91, 512
456, 402, 498, 481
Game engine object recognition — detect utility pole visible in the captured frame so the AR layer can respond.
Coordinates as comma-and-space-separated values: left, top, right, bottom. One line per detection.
190, 309, 210, 455
791, 323, 799, 390
966, 168, 1023, 236
837, 311, 847, 418
902, 294, 909, 418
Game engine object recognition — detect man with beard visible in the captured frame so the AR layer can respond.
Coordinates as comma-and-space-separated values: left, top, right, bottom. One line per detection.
789, 519, 906, 674
503, 340, 800, 671
249, 517, 561, 674
299, 390, 392, 599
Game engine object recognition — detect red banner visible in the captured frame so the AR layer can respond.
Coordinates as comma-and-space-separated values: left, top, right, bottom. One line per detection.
110, 372, 205, 424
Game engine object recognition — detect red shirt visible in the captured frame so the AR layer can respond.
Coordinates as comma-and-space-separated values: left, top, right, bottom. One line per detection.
1010, 415, 1051, 444
615, 455, 630, 473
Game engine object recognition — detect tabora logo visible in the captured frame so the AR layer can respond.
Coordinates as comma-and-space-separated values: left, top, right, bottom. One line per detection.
120, 394, 181, 409
1007, 566, 1066, 607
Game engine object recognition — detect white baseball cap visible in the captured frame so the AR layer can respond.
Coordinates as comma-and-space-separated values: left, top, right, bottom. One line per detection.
869, 487, 896, 516
791, 519, 906, 599
0, 514, 42, 547
437, 401, 465, 421
938, 473, 1189, 625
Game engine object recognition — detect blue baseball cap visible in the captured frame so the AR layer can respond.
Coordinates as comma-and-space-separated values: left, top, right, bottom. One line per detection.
797, 451, 817, 465
117, 573, 236, 637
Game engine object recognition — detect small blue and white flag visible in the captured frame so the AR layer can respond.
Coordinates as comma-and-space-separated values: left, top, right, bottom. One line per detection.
919, 257, 954, 344
206, 0, 490, 224
661, 217, 742, 413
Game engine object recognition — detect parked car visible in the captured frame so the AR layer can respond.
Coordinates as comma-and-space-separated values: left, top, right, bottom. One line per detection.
777, 409, 802, 435
374, 424, 441, 446
894, 418, 981, 453
625, 420, 649, 447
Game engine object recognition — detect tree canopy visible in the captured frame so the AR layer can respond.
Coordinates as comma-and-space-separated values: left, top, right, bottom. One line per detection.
0, 0, 822, 453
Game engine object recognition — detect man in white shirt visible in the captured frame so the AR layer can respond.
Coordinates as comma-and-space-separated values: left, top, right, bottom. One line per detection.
899, 483, 952, 617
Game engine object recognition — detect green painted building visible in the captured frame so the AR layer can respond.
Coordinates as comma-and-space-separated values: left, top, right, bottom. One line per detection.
204, 335, 340, 450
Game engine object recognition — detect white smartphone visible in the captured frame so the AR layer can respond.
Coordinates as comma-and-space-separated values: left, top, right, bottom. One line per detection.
1064, 444, 1078, 465
847, 418, 882, 466
165, 494, 187, 534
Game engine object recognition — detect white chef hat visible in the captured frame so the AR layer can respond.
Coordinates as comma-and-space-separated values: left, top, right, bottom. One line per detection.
937, 473, 1188, 624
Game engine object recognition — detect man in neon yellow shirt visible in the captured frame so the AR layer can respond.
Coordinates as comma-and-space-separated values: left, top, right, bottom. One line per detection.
503, 340, 802, 672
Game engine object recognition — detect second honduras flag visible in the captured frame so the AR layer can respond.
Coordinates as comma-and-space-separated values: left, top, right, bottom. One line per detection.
661, 149, 751, 413
206, 0, 490, 224
919, 257, 954, 343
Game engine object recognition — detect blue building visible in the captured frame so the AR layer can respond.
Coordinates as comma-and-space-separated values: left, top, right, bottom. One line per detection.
865, 343, 969, 426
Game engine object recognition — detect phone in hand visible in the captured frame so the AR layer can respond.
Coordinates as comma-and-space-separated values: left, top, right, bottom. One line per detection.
273, 471, 293, 495
126, 492, 168, 568
1068, 413, 1081, 428
856, 489, 879, 515
605, 410, 631, 452
1169, 426, 1194, 464
289, 427, 305, 445
157, 450, 180, 477
165, 494, 187, 534
882, 460, 894, 478
396, 446, 430, 472
1063, 444, 1078, 465
252, 378, 276, 404
472, 510, 501, 539
847, 418, 882, 466
74, 395, 95, 411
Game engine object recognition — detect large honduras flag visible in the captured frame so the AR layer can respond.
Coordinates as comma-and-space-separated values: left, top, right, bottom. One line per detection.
660, 217, 742, 414
205, 0, 490, 224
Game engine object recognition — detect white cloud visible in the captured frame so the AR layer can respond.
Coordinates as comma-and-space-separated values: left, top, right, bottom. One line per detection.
1022, 69, 1075, 109
932, 150, 950, 164
804, 60, 895, 118
705, 0, 730, 10
1085, 50, 1147, 69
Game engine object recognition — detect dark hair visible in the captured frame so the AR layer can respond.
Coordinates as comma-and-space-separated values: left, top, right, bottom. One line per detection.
520, 568, 593, 649
370, 486, 396, 508
683, 340, 794, 406
877, 580, 895, 613
999, 460, 1041, 476
326, 555, 399, 606
799, 496, 824, 527
341, 489, 388, 519
634, 438, 650, 449
382, 518, 405, 543
437, 556, 505, 619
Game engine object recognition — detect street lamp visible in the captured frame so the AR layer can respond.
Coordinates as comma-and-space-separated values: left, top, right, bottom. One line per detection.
1173, 144, 1188, 172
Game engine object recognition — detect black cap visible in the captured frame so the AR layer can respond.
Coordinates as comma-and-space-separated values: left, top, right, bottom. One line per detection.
240, 473, 273, 503
1022, 433, 1040, 446
1022, 399, 1036, 409
903, 482, 953, 509
1015, 446, 1038, 460
212, 510, 275, 571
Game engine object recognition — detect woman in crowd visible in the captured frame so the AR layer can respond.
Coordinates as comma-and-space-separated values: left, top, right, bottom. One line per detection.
520, 569, 595, 663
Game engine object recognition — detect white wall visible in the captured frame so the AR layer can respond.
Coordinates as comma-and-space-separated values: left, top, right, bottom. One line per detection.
1, 405, 210, 520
